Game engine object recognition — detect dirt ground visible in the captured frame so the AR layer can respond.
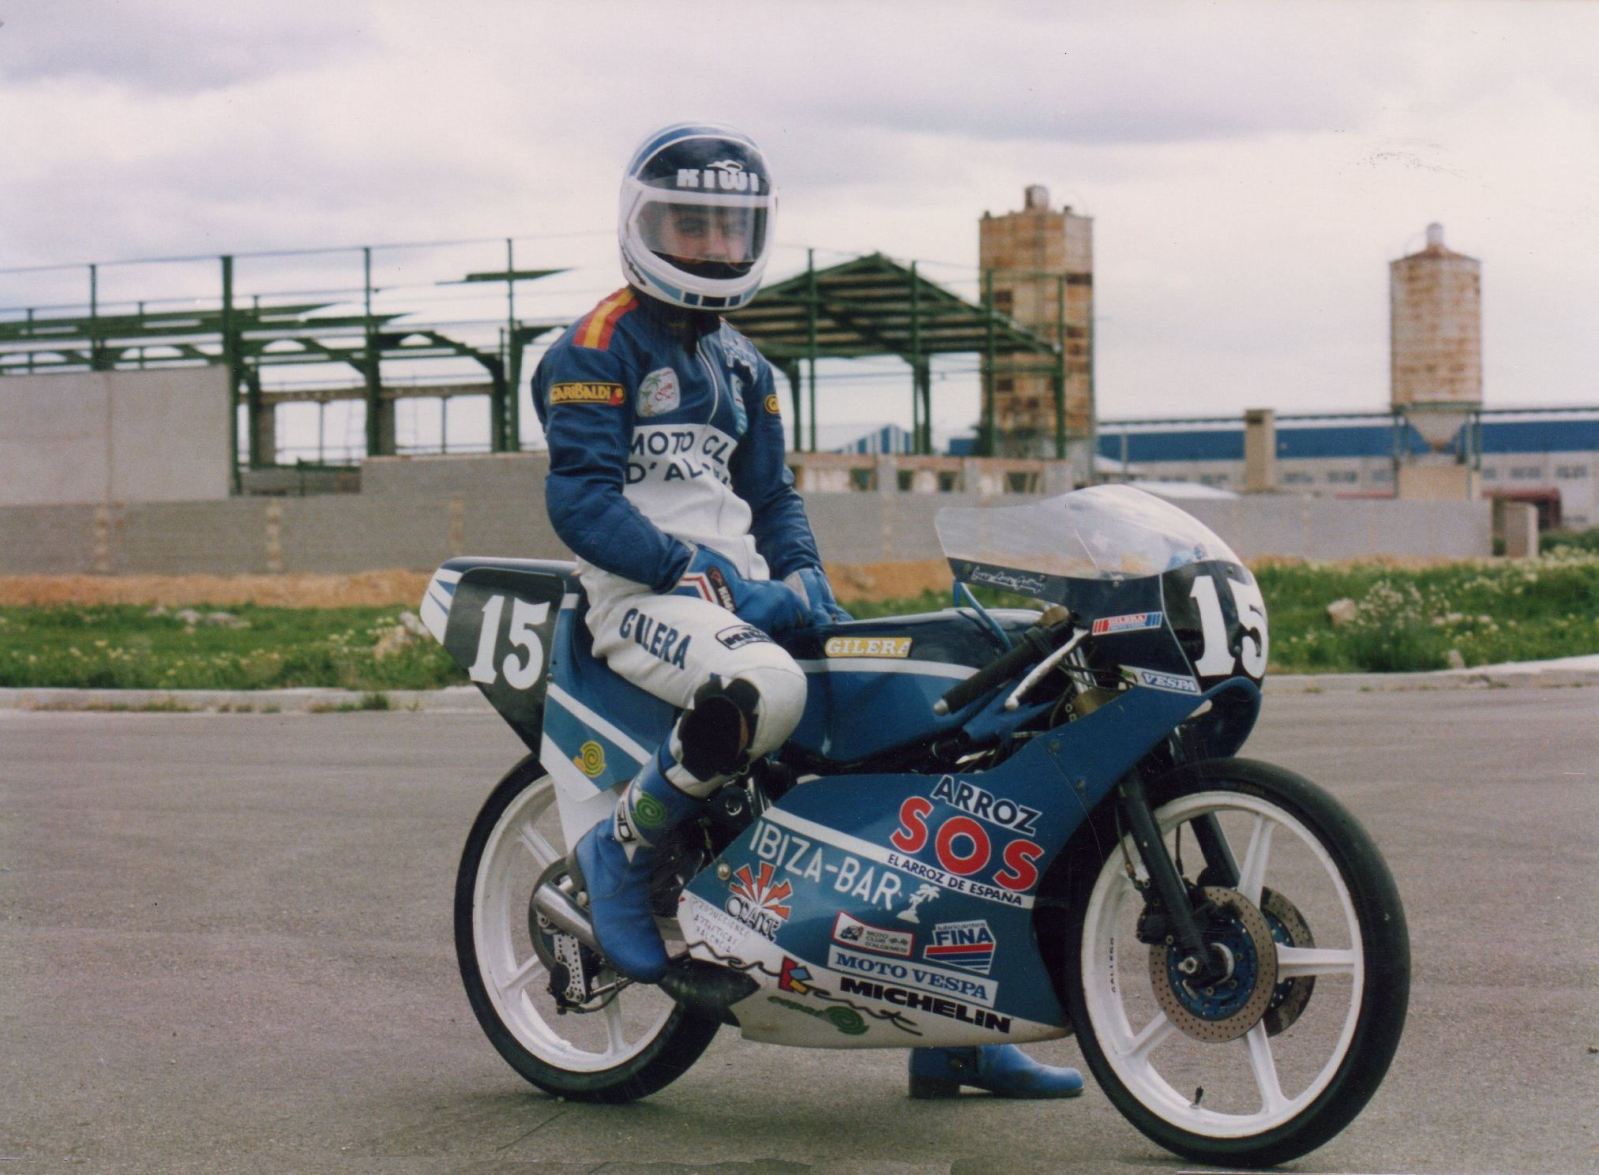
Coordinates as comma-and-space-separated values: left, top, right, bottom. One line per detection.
0, 560, 954, 608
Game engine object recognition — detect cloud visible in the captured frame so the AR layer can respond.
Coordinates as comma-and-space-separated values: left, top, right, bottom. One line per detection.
1, 0, 374, 92
4, 0, 1597, 425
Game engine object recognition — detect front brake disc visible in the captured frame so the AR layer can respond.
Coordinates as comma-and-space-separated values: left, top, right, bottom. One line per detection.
1148, 886, 1279, 1042
1261, 886, 1316, 1036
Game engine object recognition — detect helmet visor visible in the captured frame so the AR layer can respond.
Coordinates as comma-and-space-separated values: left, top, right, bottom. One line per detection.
637, 195, 768, 280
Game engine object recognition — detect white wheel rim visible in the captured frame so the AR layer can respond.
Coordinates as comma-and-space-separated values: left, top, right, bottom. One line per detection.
473, 777, 676, 1073
1080, 790, 1365, 1137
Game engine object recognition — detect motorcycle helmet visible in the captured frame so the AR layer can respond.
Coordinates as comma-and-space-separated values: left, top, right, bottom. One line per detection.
618, 122, 776, 311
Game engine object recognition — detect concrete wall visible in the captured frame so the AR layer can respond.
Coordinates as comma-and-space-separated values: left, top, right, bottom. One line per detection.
1173, 494, 1491, 561
0, 452, 1492, 575
0, 368, 232, 506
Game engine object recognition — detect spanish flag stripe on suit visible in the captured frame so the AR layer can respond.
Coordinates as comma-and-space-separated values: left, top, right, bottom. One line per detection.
576, 288, 637, 351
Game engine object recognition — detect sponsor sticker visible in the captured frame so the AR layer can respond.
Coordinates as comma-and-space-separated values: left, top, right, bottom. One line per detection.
637, 367, 681, 417
1091, 611, 1163, 636
613, 803, 635, 845
896, 883, 943, 924
931, 775, 1041, 835
778, 956, 815, 993
835, 975, 1012, 1033
550, 381, 625, 406
725, 862, 793, 940
824, 635, 913, 659
750, 821, 903, 912
619, 607, 691, 669
923, 919, 996, 975
716, 624, 771, 650
632, 791, 667, 829
675, 160, 764, 194
832, 911, 914, 958
891, 797, 1044, 898
574, 740, 606, 778
767, 995, 867, 1036
1124, 666, 1201, 694
681, 892, 754, 957
827, 945, 999, 1007
678, 565, 738, 612
969, 566, 1048, 595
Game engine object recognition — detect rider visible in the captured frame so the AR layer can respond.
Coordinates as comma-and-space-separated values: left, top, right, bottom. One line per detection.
533, 122, 1082, 1101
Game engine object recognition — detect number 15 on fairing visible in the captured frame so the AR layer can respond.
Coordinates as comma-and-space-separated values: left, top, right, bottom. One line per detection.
1187, 568, 1268, 680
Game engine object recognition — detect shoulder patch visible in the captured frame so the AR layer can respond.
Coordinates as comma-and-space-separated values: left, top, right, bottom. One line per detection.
764, 393, 782, 415
574, 288, 638, 351
551, 382, 625, 406
638, 367, 681, 417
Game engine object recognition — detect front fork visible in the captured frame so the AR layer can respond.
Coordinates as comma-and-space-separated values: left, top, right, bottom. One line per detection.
1118, 771, 1238, 986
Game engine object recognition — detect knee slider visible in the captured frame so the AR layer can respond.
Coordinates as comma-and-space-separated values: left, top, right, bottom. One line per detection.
676, 676, 762, 782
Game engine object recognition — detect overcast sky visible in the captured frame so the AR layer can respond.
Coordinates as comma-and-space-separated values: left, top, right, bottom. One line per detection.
3, 0, 1596, 453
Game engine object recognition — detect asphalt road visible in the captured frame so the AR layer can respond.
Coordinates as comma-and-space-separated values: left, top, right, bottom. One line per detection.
2, 689, 1596, 1174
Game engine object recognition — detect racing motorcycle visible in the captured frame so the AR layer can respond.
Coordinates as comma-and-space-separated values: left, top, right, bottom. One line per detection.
421, 484, 1409, 1167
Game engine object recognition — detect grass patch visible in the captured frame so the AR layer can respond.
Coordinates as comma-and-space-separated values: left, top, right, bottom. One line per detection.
307, 691, 395, 713
2, 550, 1596, 687
1254, 549, 1599, 672
29, 698, 199, 713
0, 605, 460, 692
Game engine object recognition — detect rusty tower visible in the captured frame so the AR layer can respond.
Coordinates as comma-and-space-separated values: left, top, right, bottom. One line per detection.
1390, 222, 1483, 499
978, 185, 1094, 465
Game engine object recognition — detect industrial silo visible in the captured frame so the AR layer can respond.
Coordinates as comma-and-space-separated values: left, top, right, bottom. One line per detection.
1390, 223, 1482, 499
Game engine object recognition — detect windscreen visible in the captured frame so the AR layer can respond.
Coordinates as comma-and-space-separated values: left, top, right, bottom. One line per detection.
935, 484, 1242, 582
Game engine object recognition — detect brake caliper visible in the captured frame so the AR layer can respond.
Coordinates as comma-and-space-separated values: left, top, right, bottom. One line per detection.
1148, 886, 1280, 1042
527, 861, 606, 1011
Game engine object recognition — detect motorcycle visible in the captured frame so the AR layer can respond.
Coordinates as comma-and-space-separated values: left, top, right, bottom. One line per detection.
420, 484, 1409, 1167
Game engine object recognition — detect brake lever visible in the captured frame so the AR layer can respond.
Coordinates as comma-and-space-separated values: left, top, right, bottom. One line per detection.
1003, 628, 1085, 711
933, 605, 1075, 716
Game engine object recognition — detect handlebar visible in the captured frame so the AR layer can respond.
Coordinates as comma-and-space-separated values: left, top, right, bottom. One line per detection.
934, 606, 1075, 716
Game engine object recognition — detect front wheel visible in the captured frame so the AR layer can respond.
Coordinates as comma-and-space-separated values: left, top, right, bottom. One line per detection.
1066, 758, 1409, 1167
455, 755, 719, 1102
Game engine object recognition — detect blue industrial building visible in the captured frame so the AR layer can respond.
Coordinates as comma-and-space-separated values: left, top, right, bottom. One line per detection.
1090, 409, 1599, 528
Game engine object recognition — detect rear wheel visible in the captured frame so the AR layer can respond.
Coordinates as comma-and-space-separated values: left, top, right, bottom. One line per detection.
1066, 758, 1409, 1167
455, 755, 719, 1101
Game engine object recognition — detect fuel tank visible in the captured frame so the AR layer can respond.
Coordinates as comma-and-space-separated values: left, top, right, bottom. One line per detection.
780, 608, 1038, 764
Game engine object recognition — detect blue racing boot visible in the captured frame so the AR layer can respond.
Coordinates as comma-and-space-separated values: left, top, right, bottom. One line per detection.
908, 1045, 1085, 1099
570, 746, 703, 984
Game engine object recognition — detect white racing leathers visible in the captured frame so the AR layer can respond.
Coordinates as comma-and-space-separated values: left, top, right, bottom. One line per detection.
531, 288, 821, 794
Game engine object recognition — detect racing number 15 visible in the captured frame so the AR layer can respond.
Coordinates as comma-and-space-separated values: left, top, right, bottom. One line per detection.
468, 595, 550, 689
1189, 572, 1268, 678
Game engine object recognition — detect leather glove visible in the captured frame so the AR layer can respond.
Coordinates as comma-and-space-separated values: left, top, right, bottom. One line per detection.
784, 566, 853, 627
671, 545, 808, 635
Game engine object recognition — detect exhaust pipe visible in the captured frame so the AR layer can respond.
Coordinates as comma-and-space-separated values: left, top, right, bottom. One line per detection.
532, 881, 600, 951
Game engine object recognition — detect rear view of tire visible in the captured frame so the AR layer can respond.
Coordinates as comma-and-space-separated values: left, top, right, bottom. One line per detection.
455, 755, 719, 1102
1067, 758, 1409, 1167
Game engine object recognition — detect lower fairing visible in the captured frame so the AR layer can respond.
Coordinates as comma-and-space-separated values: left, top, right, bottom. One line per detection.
678, 893, 1067, 1049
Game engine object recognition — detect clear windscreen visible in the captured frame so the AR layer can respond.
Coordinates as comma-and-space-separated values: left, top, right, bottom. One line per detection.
935, 484, 1242, 581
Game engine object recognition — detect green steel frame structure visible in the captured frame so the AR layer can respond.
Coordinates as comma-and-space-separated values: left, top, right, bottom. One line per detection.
0, 244, 1071, 488
730, 252, 1069, 458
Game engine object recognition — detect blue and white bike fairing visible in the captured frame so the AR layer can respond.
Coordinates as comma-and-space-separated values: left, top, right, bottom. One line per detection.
429, 486, 1408, 1167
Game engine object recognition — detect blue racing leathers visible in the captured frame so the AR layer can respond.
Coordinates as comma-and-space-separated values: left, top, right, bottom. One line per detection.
532, 286, 823, 612
533, 285, 818, 807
